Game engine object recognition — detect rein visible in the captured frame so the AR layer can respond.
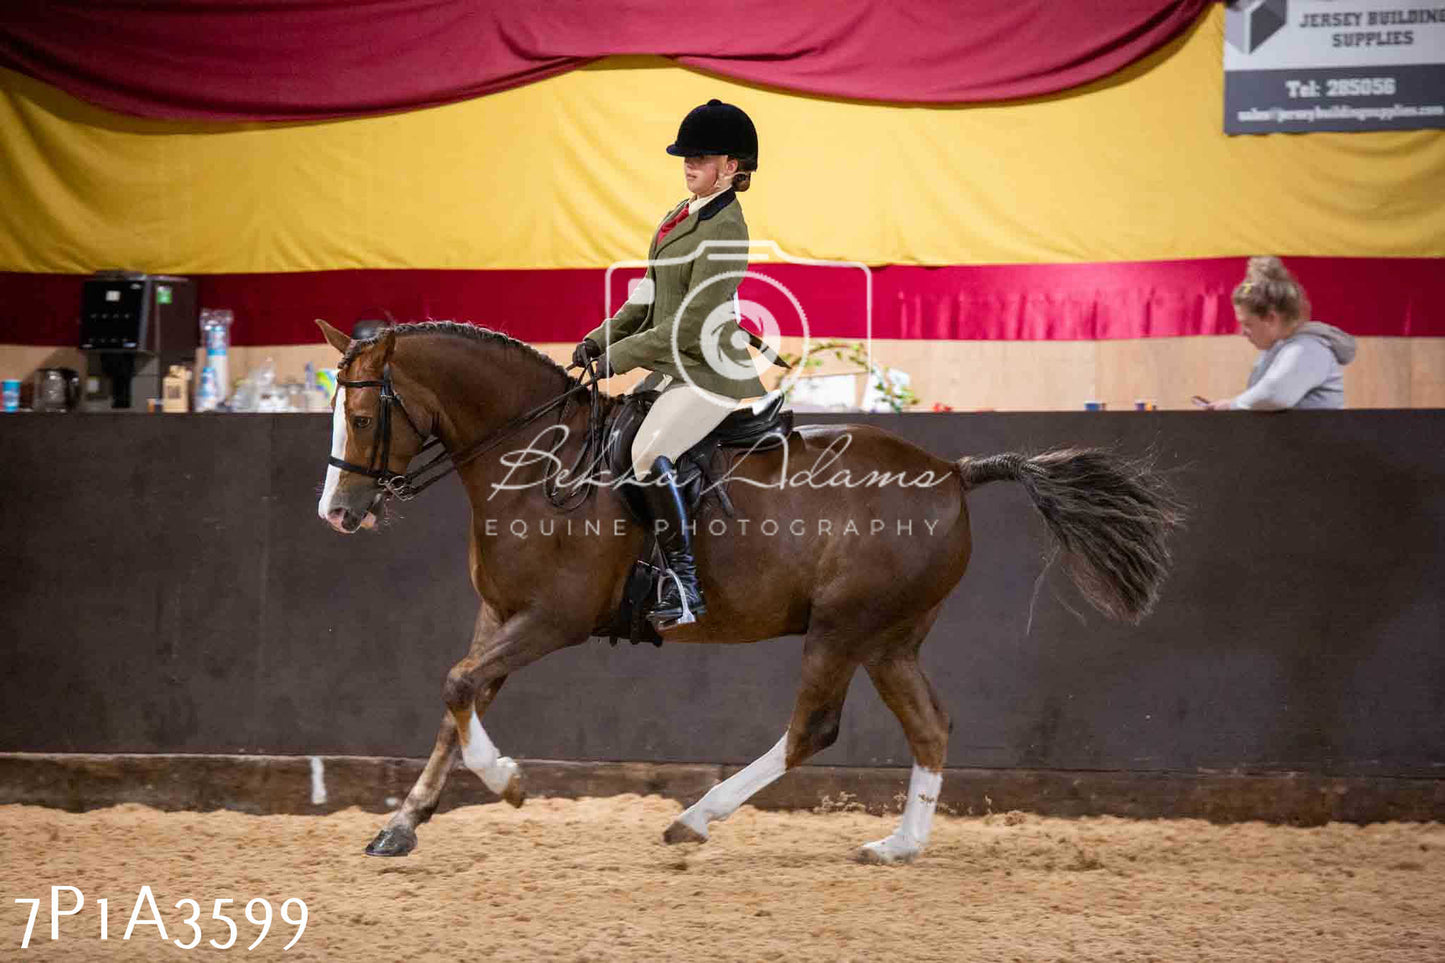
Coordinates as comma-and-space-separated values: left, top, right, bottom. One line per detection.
329, 356, 606, 507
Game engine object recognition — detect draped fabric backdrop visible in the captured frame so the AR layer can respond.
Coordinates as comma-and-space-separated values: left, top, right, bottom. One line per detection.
1, 0, 1211, 120
1, 3, 1441, 348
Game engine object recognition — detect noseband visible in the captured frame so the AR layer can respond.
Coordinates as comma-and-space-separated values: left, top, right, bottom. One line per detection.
328, 357, 605, 507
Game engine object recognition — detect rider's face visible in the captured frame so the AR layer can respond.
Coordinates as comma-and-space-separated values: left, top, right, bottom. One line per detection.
683, 154, 736, 196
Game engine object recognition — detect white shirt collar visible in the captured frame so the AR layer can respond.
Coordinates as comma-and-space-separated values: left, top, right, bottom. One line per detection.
686, 184, 731, 216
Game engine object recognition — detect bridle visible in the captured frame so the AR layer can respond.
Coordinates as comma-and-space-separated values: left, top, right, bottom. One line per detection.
328, 356, 607, 508
328, 362, 438, 501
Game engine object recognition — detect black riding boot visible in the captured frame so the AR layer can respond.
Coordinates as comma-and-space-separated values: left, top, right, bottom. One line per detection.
642, 455, 706, 627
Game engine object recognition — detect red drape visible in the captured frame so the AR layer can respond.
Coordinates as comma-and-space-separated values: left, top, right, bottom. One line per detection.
3, 258, 1439, 347
0, 1, 1211, 121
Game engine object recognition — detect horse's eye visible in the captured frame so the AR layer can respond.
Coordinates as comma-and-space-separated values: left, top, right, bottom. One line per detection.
352, 416, 373, 430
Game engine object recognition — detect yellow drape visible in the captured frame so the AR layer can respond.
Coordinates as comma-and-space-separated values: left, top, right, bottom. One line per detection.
0, 6, 1441, 275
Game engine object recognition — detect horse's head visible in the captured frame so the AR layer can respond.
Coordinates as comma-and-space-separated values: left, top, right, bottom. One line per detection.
316, 319, 432, 534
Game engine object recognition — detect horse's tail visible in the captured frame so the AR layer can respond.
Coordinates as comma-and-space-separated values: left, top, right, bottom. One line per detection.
956, 449, 1184, 624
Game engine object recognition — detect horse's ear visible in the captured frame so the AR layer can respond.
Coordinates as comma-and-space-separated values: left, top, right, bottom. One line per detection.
377, 325, 397, 364
316, 318, 351, 355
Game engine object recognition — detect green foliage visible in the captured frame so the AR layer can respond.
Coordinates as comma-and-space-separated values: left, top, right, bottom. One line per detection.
778, 339, 920, 413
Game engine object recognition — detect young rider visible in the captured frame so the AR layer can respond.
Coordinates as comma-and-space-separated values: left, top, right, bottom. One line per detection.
572, 99, 773, 628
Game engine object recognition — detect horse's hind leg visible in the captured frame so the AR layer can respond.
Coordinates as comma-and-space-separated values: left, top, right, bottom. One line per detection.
857, 651, 950, 865
664, 633, 858, 845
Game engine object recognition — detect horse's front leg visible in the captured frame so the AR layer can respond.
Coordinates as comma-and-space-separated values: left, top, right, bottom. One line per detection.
365, 677, 513, 857
365, 706, 461, 856
364, 605, 507, 856
366, 605, 583, 856
444, 607, 589, 801
452, 674, 524, 806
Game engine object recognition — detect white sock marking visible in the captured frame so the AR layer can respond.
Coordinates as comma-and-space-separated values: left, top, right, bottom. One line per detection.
461, 712, 518, 795
309, 756, 328, 806
898, 764, 942, 844
860, 764, 942, 863
676, 733, 789, 837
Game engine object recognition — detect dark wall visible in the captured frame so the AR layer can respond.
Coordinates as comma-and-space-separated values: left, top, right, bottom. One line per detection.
2, 411, 1442, 777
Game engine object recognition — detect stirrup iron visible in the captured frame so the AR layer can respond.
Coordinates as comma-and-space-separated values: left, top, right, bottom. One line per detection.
654, 568, 697, 627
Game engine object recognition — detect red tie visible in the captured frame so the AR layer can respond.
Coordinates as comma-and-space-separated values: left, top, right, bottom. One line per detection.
655, 205, 690, 245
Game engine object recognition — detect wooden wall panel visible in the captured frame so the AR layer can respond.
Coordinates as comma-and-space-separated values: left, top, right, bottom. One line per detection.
1094, 336, 1255, 411
1345, 338, 1414, 409
837, 339, 1098, 412
1410, 338, 1445, 408
3, 336, 1440, 411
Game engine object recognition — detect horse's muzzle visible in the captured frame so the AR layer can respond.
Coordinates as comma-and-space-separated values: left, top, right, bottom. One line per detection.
327, 507, 378, 534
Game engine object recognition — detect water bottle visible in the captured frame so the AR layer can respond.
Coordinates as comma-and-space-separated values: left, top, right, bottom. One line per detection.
304, 362, 327, 411
199, 309, 233, 403
196, 366, 220, 412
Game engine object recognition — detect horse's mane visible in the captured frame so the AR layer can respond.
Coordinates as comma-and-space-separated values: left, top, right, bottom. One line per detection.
341, 321, 575, 386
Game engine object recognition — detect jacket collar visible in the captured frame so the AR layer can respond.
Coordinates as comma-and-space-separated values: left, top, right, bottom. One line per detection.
653, 188, 737, 258
697, 188, 736, 221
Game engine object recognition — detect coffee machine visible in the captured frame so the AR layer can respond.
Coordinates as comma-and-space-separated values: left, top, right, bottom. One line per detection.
79, 271, 198, 410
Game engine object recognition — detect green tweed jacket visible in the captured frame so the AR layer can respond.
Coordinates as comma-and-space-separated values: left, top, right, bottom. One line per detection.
585, 189, 768, 400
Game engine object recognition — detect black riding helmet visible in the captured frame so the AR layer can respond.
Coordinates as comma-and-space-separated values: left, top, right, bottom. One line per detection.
665, 99, 759, 172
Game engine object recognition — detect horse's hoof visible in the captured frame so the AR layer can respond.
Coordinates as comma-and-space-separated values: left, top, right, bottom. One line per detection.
855, 839, 917, 865
501, 770, 526, 809
364, 825, 417, 857
663, 820, 708, 845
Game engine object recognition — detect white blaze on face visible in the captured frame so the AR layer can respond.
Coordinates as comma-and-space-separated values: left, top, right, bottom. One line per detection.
318, 386, 347, 520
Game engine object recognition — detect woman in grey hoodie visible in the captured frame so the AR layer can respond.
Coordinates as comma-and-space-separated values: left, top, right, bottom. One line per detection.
1208, 256, 1357, 411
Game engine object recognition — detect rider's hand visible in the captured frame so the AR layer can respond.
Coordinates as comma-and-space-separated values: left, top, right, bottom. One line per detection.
571, 339, 603, 368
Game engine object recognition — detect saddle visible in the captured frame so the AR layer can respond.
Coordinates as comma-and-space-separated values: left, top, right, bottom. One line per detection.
597, 389, 793, 647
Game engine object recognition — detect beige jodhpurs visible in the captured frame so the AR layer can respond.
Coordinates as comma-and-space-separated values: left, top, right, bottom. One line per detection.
631, 377, 736, 479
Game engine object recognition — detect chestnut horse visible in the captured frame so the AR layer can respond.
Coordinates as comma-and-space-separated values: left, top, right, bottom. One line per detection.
316, 319, 1180, 864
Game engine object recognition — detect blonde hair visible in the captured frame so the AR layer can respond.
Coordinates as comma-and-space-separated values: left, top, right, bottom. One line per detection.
1232, 256, 1310, 323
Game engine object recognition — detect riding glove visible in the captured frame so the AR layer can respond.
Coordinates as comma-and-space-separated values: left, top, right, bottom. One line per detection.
572, 338, 603, 368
